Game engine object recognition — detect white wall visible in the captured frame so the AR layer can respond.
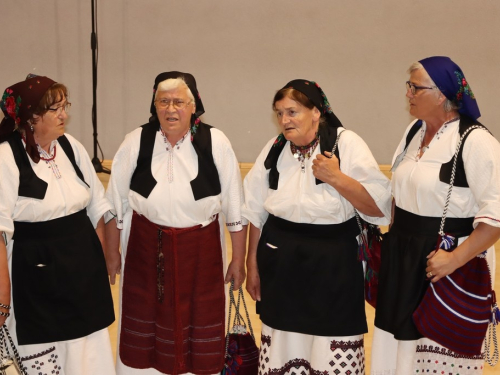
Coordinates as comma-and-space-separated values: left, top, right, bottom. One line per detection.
1, 1, 499, 164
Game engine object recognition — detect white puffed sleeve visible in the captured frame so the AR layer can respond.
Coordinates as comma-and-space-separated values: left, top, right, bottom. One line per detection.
337, 130, 392, 225
463, 129, 500, 228
0, 142, 19, 241
241, 138, 275, 230
65, 134, 111, 227
105, 128, 140, 229
211, 129, 247, 232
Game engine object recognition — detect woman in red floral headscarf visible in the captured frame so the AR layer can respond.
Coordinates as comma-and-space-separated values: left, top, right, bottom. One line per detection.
0, 74, 115, 374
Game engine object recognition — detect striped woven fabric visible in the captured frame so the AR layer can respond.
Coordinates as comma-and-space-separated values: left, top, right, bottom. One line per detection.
413, 255, 493, 356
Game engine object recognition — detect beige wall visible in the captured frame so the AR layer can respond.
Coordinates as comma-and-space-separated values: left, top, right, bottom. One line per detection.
1, 1, 499, 165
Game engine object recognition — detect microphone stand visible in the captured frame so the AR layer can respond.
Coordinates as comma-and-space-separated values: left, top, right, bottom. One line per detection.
90, 0, 110, 174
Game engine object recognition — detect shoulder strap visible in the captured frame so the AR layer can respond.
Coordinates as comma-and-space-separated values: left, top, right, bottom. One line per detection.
264, 134, 286, 190
57, 135, 89, 187
404, 120, 423, 151
130, 122, 158, 198
439, 116, 488, 188
190, 122, 221, 201
6, 132, 48, 199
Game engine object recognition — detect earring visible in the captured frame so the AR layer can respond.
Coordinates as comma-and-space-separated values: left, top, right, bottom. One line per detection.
30, 124, 34, 132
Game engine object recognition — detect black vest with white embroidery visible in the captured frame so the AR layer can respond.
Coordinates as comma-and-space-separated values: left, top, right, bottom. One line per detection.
129, 120, 221, 200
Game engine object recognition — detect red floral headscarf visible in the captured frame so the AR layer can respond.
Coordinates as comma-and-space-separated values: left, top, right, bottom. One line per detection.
0, 75, 56, 162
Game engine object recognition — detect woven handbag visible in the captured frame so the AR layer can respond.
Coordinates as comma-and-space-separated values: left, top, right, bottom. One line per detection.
412, 125, 499, 364
332, 129, 383, 308
0, 325, 27, 375
221, 282, 259, 375
355, 215, 383, 308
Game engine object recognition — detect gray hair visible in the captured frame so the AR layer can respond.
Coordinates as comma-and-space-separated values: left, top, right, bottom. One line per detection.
155, 78, 195, 105
407, 61, 459, 113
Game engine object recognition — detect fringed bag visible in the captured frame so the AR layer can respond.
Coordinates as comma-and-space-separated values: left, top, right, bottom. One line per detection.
221, 282, 259, 375
412, 125, 499, 364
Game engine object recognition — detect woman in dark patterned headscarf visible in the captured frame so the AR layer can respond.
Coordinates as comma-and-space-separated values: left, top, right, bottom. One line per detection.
242, 79, 391, 374
105, 71, 247, 375
0, 75, 115, 374
371, 57, 500, 375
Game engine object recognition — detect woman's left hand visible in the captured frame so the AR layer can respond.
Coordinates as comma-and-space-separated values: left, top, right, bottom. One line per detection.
225, 260, 246, 290
311, 151, 340, 184
425, 249, 461, 283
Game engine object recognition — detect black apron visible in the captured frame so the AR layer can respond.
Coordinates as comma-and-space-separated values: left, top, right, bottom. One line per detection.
257, 214, 367, 337
374, 207, 473, 340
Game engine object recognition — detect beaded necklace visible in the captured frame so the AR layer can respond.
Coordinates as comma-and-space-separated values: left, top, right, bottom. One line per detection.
417, 117, 459, 159
290, 134, 320, 173
37, 142, 61, 179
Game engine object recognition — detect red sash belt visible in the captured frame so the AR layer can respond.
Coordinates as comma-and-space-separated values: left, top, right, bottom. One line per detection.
120, 212, 225, 374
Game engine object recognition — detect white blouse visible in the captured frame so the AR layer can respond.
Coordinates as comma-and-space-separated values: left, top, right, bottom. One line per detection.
0, 133, 110, 245
106, 126, 246, 232
242, 128, 392, 229
392, 119, 500, 228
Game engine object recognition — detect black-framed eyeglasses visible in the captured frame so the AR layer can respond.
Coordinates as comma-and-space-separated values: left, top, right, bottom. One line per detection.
47, 102, 71, 115
406, 81, 437, 95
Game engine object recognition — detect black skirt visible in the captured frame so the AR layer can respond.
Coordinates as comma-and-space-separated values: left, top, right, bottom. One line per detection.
257, 214, 367, 337
12, 209, 115, 345
374, 206, 473, 340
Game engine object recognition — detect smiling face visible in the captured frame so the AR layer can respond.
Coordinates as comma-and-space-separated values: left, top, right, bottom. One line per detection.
155, 87, 195, 144
274, 95, 320, 146
32, 96, 69, 150
406, 68, 445, 121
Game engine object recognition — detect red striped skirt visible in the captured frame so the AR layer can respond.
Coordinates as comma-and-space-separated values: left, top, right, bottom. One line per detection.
120, 212, 225, 374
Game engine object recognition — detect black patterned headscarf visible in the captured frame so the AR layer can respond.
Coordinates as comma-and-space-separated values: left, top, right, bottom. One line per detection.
281, 79, 344, 130
149, 71, 205, 125
0, 74, 56, 162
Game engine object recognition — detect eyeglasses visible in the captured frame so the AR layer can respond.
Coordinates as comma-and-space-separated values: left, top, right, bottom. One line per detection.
155, 99, 192, 110
406, 81, 437, 95
47, 102, 71, 115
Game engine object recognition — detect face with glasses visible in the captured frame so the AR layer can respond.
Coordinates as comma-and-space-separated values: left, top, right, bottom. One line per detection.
154, 87, 195, 143
406, 68, 444, 120
32, 97, 70, 148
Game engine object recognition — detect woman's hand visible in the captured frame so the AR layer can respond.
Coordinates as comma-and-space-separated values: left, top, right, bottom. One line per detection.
104, 219, 121, 285
426, 223, 500, 283
311, 151, 340, 184
313, 151, 384, 217
245, 261, 261, 301
425, 249, 461, 283
225, 259, 246, 290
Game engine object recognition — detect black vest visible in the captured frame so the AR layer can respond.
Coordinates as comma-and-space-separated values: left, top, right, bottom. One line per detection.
129, 121, 222, 200
264, 124, 341, 190
403, 116, 489, 188
5, 132, 88, 199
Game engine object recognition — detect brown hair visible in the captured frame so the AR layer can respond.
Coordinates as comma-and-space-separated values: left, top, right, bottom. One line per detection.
31, 83, 69, 121
272, 88, 316, 111
272, 87, 326, 126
